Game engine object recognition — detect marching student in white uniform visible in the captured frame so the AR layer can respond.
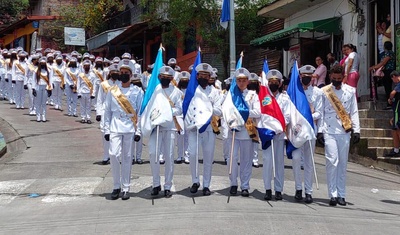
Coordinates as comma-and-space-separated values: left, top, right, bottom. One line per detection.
130, 73, 144, 164
104, 59, 143, 200
11, 51, 28, 109
317, 65, 360, 206
33, 57, 53, 122
247, 73, 261, 168
0, 49, 8, 100
65, 57, 80, 117
77, 60, 96, 124
291, 65, 323, 204
220, 78, 232, 164
262, 70, 291, 201
187, 63, 222, 196
175, 71, 191, 164
92, 57, 106, 111
26, 54, 39, 115
224, 68, 261, 197
96, 63, 120, 165
51, 54, 66, 111
149, 66, 183, 198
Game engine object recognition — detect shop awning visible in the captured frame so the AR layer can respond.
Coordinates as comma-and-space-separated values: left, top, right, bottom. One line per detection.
251, 17, 341, 47
86, 27, 128, 51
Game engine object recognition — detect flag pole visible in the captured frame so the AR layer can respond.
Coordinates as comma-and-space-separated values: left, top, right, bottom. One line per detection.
155, 125, 159, 164
271, 139, 276, 179
229, 130, 235, 175
196, 131, 199, 178
309, 140, 319, 190
229, 0, 236, 78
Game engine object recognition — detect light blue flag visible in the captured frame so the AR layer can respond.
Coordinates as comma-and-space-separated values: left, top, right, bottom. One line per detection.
220, 0, 230, 29
140, 47, 173, 138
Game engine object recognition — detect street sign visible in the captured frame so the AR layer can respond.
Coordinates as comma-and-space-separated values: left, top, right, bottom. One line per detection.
64, 27, 85, 46
32, 21, 39, 28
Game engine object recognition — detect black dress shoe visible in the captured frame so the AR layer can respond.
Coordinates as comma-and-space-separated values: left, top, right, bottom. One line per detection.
174, 159, 182, 164
151, 186, 161, 196
304, 194, 313, 204
241, 189, 249, 197
87, 120, 92, 124
190, 183, 200, 193
164, 190, 172, 198
111, 188, 121, 200
294, 190, 303, 201
275, 191, 283, 200
203, 187, 211, 196
102, 159, 110, 165
337, 197, 347, 206
132, 159, 135, 165
252, 163, 259, 168
136, 159, 143, 164
159, 160, 165, 165
230, 186, 238, 195
264, 189, 272, 201
121, 191, 130, 200
329, 197, 337, 206
223, 159, 227, 165
81, 119, 86, 123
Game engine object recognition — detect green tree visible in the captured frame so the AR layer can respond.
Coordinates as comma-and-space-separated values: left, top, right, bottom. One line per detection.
141, 0, 271, 78
0, 0, 29, 26
44, 0, 123, 50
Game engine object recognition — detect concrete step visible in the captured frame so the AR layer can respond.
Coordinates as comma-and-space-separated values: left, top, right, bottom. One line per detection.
360, 118, 391, 129
361, 128, 392, 138
358, 109, 392, 119
375, 147, 395, 158
358, 101, 389, 110
367, 137, 393, 148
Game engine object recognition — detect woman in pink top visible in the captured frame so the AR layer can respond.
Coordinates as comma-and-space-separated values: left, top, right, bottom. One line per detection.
343, 44, 360, 97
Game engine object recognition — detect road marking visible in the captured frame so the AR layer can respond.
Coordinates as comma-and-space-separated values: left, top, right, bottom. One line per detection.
0, 179, 35, 205
41, 177, 102, 203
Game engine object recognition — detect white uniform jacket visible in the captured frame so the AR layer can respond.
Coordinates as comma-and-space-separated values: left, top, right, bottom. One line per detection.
318, 84, 360, 134
104, 84, 143, 135
228, 89, 261, 140
304, 85, 324, 134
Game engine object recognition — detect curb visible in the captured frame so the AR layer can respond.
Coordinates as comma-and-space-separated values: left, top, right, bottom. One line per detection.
0, 132, 6, 158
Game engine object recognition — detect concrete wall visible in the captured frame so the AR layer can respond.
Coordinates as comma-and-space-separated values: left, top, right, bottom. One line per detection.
281, 0, 371, 96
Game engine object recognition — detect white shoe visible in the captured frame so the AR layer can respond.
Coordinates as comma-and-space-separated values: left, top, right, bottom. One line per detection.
16, 105, 20, 109
32, 110, 36, 115
21, 106, 24, 109
42, 115, 46, 122
55, 105, 59, 110
184, 156, 190, 164
36, 116, 41, 122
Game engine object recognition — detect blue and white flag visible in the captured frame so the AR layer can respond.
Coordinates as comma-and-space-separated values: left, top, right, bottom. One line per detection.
183, 49, 212, 133
140, 47, 173, 138
286, 60, 316, 158
260, 58, 270, 86
222, 54, 249, 130
220, 0, 230, 29
257, 58, 285, 150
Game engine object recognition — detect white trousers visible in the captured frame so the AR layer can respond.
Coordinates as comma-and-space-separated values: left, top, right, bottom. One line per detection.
100, 130, 110, 161
109, 132, 134, 192
176, 132, 188, 160
14, 80, 25, 108
262, 135, 285, 192
292, 140, 315, 194
324, 133, 351, 198
27, 83, 35, 112
52, 81, 63, 108
80, 93, 91, 120
35, 85, 47, 117
149, 129, 174, 190
65, 86, 77, 115
188, 130, 216, 188
227, 138, 253, 190
252, 142, 259, 164
131, 137, 143, 160
0, 74, 7, 98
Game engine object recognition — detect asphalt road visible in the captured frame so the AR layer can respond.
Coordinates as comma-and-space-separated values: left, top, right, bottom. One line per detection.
0, 99, 399, 235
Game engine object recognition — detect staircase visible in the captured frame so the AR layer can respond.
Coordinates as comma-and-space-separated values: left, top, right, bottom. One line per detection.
316, 95, 400, 174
